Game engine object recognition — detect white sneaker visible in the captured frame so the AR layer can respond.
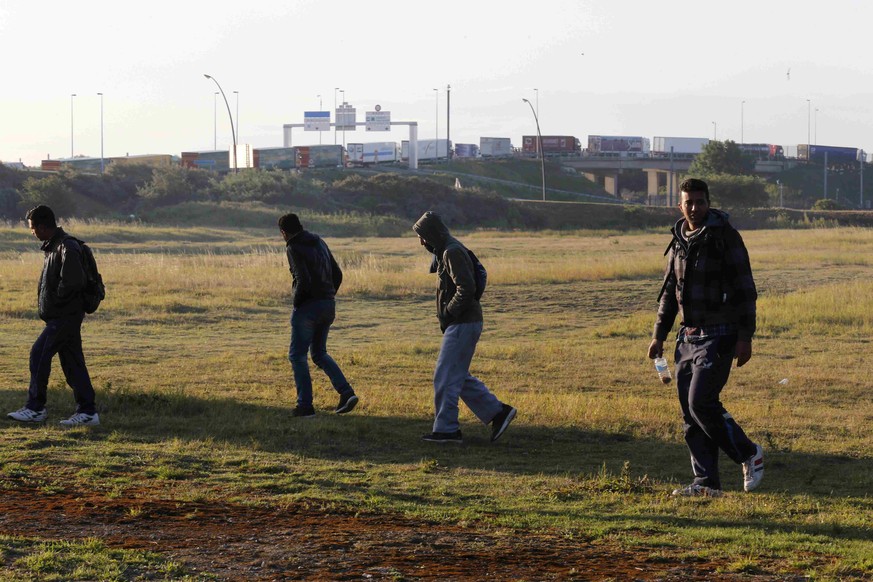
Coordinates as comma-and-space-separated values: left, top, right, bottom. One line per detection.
7, 407, 47, 422
59, 412, 100, 427
743, 444, 764, 492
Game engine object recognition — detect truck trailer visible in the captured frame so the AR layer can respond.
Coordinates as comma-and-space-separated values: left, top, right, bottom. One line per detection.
346, 142, 398, 166
797, 144, 860, 165
522, 135, 581, 155
652, 137, 709, 157
586, 135, 650, 157
479, 137, 512, 157
401, 139, 451, 161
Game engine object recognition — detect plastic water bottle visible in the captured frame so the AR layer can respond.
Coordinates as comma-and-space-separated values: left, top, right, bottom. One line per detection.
654, 357, 672, 385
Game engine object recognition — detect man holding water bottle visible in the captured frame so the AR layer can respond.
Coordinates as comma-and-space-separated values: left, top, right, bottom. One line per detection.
648, 178, 764, 498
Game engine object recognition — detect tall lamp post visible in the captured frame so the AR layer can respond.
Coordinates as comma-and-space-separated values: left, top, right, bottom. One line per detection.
741, 100, 745, 144
806, 99, 811, 148
534, 88, 539, 156
204, 74, 237, 172
522, 98, 545, 201
97, 92, 104, 173
712, 121, 717, 141
317, 94, 322, 144
233, 90, 239, 145
70, 93, 76, 158
433, 88, 438, 163
814, 107, 819, 145
333, 87, 340, 145
340, 89, 346, 149
213, 92, 218, 150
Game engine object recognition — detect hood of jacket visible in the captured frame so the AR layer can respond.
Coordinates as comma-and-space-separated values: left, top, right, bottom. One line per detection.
673, 208, 730, 245
286, 230, 321, 248
412, 211, 450, 253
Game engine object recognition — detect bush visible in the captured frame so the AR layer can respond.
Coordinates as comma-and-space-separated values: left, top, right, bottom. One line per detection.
19, 175, 76, 218
137, 166, 212, 208
811, 198, 842, 210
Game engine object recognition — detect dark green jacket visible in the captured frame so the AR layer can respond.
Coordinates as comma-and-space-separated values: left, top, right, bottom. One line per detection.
38, 228, 86, 321
413, 212, 482, 331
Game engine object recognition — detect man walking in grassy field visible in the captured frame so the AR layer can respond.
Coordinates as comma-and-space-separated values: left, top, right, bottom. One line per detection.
413, 211, 516, 444
279, 213, 358, 418
7, 205, 100, 426
648, 178, 764, 497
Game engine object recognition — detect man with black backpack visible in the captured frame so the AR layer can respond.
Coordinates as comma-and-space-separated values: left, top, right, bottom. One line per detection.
647, 179, 762, 497
413, 211, 516, 444
7, 205, 100, 426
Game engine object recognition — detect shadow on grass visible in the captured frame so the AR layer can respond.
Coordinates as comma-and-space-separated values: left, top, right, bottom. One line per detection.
1, 387, 869, 500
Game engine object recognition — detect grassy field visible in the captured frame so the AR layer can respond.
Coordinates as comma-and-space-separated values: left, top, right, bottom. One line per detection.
0, 220, 871, 580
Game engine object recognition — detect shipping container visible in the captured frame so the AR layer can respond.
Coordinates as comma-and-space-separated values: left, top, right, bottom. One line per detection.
797, 144, 860, 165
523, 135, 581, 155
652, 137, 708, 157
586, 135, 650, 157
181, 150, 230, 172
347, 142, 398, 165
296, 145, 344, 168
454, 143, 479, 158
737, 143, 784, 159
253, 147, 299, 170
401, 139, 451, 161
111, 154, 177, 168
479, 137, 512, 157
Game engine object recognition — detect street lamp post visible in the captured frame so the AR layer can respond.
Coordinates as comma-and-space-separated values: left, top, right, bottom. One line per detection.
433, 88, 438, 163
446, 84, 451, 164
233, 90, 239, 145
317, 94, 322, 145
204, 74, 238, 172
741, 100, 745, 144
814, 107, 819, 145
334, 87, 340, 145
340, 89, 346, 149
97, 92, 104, 173
806, 99, 811, 147
522, 98, 546, 201
534, 88, 539, 156
213, 92, 218, 150
712, 121, 717, 141
70, 93, 76, 158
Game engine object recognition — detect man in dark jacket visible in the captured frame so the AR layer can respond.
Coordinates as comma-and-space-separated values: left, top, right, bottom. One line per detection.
648, 178, 763, 497
7, 205, 99, 426
279, 213, 357, 417
413, 211, 516, 444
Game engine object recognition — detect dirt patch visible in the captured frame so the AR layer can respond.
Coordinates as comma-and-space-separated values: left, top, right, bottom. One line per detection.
0, 479, 794, 580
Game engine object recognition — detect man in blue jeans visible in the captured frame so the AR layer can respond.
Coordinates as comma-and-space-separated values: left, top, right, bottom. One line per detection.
413, 211, 516, 444
279, 213, 357, 417
7, 205, 99, 427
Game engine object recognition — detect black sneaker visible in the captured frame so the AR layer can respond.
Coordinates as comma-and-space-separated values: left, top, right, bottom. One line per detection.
335, 393, 359, 414
291, 405, 316, 418
422, 430, 463, 444
490, 404, 517, 442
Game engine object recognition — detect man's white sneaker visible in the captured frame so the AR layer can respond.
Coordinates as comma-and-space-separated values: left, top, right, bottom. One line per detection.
7, 407, 47, 422
743, 444, 764, 492
59, 412, 100, 427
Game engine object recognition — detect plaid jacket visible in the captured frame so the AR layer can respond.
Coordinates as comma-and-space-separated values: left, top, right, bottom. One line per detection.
654, 209, 757, 342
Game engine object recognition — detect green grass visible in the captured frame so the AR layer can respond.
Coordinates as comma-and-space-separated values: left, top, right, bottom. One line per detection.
0, 223, 871, 579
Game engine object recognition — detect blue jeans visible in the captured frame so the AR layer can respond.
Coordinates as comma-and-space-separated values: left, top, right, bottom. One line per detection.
289, 299, 352, 408
433, 321, 502, 433
28, 313, 96, 414
675, 334, 756, 490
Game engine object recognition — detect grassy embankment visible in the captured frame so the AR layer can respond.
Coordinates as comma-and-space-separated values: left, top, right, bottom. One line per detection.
0, 220, 871, 579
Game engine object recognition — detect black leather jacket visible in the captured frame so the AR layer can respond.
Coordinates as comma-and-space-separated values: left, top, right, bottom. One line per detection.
285, 231, 342, 308
38, 228, 86, 320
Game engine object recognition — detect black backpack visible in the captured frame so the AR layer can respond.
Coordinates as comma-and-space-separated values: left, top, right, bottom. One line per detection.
467, 249, 487, 301
66, 237, 105, 314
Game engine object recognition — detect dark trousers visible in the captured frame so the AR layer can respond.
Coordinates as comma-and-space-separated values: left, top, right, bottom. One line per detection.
288, 299, 352, 408
675, 334, 756, 490
28, 313, 96, 415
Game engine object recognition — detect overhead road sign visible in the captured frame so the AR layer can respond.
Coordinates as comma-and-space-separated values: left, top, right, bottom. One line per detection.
304, 111, 330, 131
366, 111, 391, 131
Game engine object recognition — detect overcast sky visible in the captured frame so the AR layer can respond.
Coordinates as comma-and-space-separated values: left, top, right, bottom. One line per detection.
2, 0, 873, 166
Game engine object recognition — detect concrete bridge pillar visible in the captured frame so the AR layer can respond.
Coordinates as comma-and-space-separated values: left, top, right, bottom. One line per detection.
603, 174, 617, 196
645, 168, 661, 197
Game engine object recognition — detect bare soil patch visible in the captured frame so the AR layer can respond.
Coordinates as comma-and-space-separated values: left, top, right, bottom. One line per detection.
0, 479, 796, 580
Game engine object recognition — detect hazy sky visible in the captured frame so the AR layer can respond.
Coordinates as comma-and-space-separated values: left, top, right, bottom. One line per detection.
2, 0, 873, 166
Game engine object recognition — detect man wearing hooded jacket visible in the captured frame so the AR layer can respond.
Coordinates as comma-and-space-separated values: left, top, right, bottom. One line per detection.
413, 211, 516, 444
279, 213, 357, 417
648, 178, 763, 497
